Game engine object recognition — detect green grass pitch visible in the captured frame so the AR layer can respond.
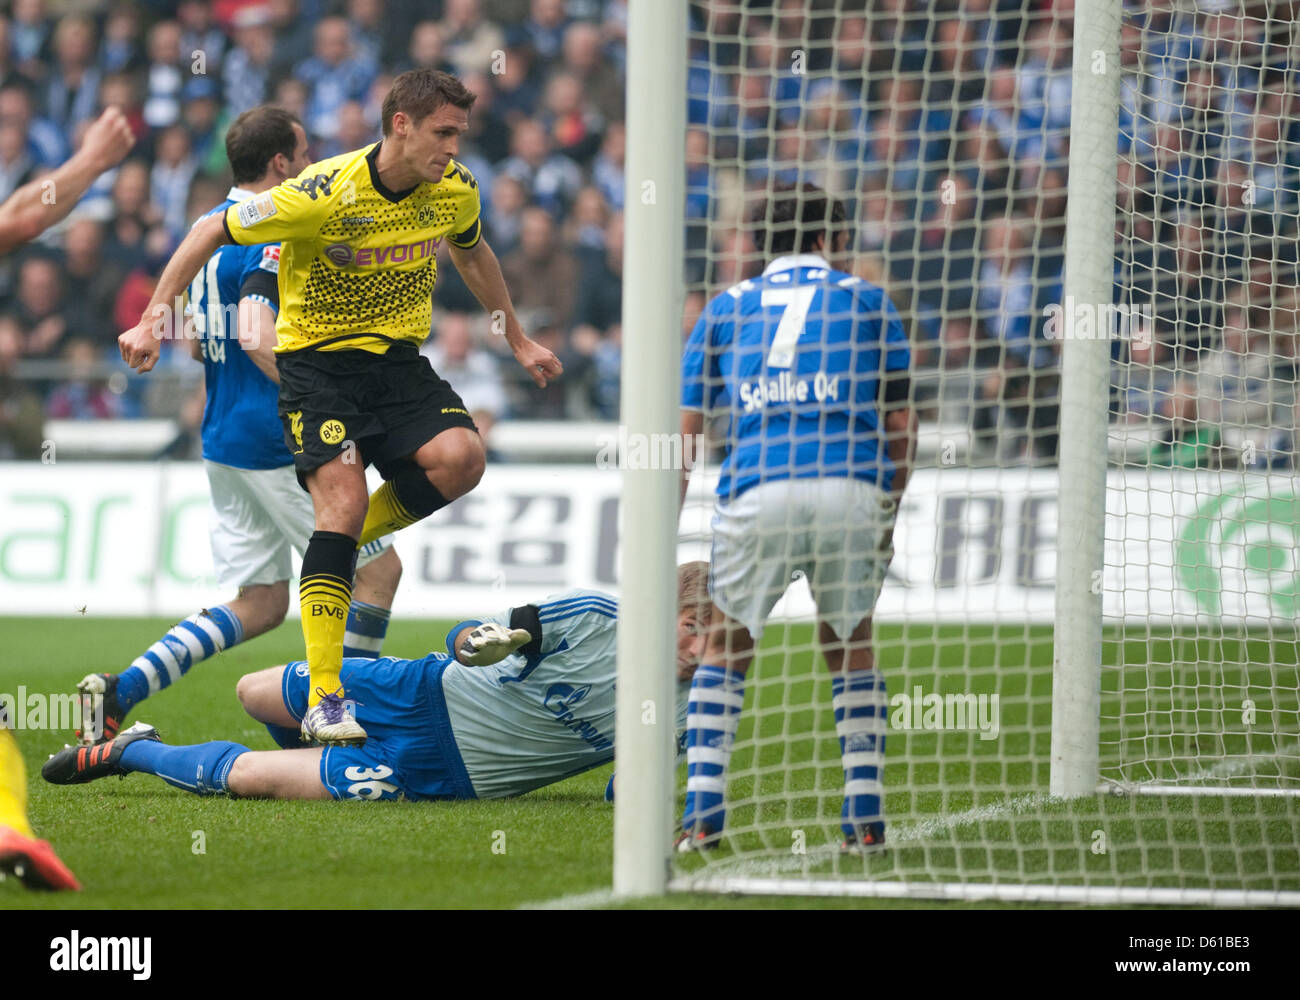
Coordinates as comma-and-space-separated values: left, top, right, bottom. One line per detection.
1, 616, 1296, 909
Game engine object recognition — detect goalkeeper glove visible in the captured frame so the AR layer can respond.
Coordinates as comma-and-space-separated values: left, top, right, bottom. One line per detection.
457, 622, 532, 666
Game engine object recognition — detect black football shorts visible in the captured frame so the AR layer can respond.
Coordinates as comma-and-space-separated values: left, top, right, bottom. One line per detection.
276, 342, 479, 487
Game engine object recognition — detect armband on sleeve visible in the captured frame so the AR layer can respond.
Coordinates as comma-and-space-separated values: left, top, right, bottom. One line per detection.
508, 604, 543, 658
882, 372, 911, 406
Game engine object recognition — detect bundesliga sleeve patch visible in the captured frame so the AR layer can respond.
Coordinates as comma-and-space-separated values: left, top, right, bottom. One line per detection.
237, 191, 277, 228
259, 245, 281, 273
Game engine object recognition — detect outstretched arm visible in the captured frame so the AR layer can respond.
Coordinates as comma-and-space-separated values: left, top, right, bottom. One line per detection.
448, 236, 563, 388
0, 107, 134, 255
119, 212, 230, 372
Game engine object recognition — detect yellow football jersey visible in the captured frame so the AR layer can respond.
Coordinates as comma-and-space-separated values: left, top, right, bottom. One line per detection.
223, 142, 482, 354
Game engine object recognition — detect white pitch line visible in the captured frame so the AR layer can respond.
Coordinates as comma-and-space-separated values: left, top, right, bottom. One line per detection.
519, 887, 619, 910
523, 739, 1300, 903
693, 792, 1054, 881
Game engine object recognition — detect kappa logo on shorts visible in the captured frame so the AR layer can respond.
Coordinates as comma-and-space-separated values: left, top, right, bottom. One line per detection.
288, 410, 304, 453
320, 419, 347, 444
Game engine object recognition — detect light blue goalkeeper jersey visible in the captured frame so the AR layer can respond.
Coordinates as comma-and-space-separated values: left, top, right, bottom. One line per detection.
439, 589, 691, 799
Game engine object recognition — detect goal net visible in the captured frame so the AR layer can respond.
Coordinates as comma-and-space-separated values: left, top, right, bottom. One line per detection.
648, 0, 1300, 904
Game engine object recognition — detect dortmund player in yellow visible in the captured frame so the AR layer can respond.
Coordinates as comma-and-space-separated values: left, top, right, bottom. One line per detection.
120, 71, 562, 746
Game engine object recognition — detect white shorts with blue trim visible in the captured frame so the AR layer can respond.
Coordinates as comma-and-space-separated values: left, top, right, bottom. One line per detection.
709, 477, 895, 641
205, 460, 392, 589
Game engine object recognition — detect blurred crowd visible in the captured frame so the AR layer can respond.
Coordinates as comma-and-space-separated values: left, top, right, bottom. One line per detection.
0, 0, 1297, 471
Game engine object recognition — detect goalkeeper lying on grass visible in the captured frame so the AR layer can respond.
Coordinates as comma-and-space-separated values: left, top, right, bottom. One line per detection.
43, 565, 709, 802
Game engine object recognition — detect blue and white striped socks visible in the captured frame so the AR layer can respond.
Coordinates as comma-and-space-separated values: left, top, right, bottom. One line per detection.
343, 600, 391, 659
682, 664, 746, 834
832, 670, 888, 837
116, 606, 243, 713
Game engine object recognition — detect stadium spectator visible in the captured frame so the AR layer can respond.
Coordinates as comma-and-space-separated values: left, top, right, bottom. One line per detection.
439, 0, 506, 78
267, 0, 315, 79
906, 170, 981, 359
178, 0, 226, 72
584, 319, 621, 420
1149, 377, 1219, 469
972, 216, 1050, 460
152, 124, 199, 240
270, 75, 309, 124
1195, 291, 1297, 468
483, 172, 526, 256
490, 43, 542, 125
0, 77, 68, 170
295, 17, 377, 143
590, 119, 624, 211
514, 0, 569, 65
573, 209, 621, 338
97, 71, 146, 142
861, 77, 947, 218
45, 337, 125, 420
421, 311, 508, 441
99, 3, 144, 76
142, 18, 185, 130
398, 20, 454, 76
540, 71, 602, 165
499, 118, 582, 219
709, 224, 759, 289
456, 70, 508, 169
0, 314, 43, 459
60, 216, 125, 348
563, 184, 608, 254
103, 159, 161, 274
0, 100, 36, 205
561, 21, 622, 124
223, 6, 276, 116
345, 0, 386, 68
7, 253, 72, 360
500, 206, 578, 329
324, 100, 375, 159
1016, 17, 1071, 165
9, 0, 53, 83
1120, 329, 1174, 419
43, 13, 102, 137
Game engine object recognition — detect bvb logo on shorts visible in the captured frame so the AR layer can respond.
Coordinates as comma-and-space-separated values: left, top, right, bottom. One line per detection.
288, 410, 304, 453
320, 419, 347, 445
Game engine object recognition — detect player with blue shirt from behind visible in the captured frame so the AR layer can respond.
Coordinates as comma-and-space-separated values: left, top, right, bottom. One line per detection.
44, 565, 712, 802
75, 107, 402, 748
677, 183, 916, 854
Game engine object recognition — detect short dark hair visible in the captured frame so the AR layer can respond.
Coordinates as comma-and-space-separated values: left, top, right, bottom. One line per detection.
755, 182, 847, 257
225, 106, 302, 184
382, 69, 476, 135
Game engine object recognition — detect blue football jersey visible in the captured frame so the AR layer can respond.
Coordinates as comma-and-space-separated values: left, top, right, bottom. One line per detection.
191, 187, 289, 470
682, 253, 911, 500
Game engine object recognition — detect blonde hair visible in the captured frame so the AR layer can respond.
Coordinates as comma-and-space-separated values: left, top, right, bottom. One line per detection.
676, 561, 712, 623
